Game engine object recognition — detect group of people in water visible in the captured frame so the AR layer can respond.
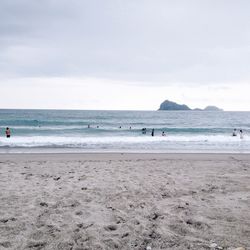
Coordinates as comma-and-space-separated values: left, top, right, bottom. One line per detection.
232, 129, 244, 139
2, 126, 245, 139
142, 127, 166, 137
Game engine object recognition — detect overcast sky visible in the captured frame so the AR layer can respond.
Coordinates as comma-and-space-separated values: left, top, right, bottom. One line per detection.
0, 0, 250, 110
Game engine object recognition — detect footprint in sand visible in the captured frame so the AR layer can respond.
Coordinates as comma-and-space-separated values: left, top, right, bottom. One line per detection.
75, 211, 83, 216
55, 241, 74, 250
104, 224, 118, 231
39, 202, 48, 207
103, 238, 120, 249
0, 241, 12, 248
185, 218, 210, 230
26, 241, 47, 249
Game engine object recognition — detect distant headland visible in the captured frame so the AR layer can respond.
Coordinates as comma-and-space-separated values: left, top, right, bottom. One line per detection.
158, 100, 223, 111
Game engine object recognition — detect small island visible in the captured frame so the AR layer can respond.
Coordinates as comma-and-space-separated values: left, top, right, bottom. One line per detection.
159, 100, 191, 111
159, 100, 223, 111
203, 106, 223, 111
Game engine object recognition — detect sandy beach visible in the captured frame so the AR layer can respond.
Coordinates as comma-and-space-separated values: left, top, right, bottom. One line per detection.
0, 153, 249, 250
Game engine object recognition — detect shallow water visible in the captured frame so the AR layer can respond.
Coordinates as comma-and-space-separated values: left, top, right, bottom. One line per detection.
0, 109, 249, 153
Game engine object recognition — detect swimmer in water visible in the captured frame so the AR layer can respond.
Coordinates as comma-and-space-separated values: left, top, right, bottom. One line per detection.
232, 129, 237, 137
5, 127, 11, 138
239, 129, 243, 139
151, 128, 155, 137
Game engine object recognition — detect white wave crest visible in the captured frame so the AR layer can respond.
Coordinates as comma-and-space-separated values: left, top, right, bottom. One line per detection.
0, 134, 249, 148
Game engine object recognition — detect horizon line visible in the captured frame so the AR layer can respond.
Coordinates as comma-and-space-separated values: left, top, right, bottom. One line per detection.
0, 108, 249, 112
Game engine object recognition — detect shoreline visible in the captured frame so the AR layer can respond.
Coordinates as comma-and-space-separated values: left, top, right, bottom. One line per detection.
1, 153, 249, 249
1, 147, 250, 154
1, 152, 250, 160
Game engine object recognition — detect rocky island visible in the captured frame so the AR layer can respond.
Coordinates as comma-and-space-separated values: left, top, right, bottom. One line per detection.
159, 100, 191, 111
159, 100, 223, 111
203, 105, 223, 111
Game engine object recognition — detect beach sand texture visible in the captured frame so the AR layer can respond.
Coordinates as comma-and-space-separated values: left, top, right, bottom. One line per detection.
0, 153, 249, 250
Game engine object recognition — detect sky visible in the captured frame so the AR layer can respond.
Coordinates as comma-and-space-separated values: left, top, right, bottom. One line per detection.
0, 0, 250, 111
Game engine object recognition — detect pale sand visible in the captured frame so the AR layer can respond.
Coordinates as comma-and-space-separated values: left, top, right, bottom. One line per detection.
0, 153, 249, 250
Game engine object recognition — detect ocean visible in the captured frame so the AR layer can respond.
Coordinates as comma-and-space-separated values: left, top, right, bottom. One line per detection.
0, 109, 249, 153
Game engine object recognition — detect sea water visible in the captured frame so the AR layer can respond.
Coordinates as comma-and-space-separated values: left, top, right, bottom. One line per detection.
0, 109, 250, 153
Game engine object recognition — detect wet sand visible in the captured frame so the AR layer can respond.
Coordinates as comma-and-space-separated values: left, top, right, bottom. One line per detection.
0, 153, 249, 250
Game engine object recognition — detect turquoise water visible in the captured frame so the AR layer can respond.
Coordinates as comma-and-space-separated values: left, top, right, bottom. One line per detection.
0, 109, 250, 152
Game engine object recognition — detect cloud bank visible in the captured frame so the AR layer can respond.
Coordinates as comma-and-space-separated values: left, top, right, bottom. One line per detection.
0, 0, 249, 110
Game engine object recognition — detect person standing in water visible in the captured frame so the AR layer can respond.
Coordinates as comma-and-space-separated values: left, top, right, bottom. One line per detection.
240, 129, 243, 139
5, 127, 11, 138
151, 128, 154, 137
232, 129, 237, 137
162, 131, 166, 136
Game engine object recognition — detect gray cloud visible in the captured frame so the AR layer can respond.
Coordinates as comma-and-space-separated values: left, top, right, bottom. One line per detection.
0, 0, 250, 83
